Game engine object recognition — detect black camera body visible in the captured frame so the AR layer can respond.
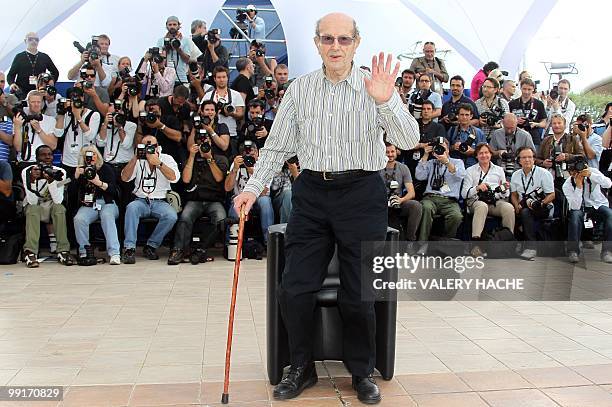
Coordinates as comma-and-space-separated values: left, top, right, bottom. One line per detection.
126, 82, 139, 97
520, 189, 550, 217
84, 165, 97, 180
73, 36, 101, 60
477, 184, 506, 205
44, 85, 57, 97
446, 112, 457, 122
38, 163, 64, 181
139, 111, 158, 125
549, 85, 559, 100
246, 115, 264, 138
386, 180, 401, 208
577, 122, 589, 132
264, 88, 276, 100
164, 36, 181, 50
148, 47, 164, 64
242, 141, 256, 168
481, 111, 503, 126
567, 155, 587, 172
195, 129, 211, 153
428, 136, 446, 156
458, 133, 477, 153
136, 142, 157, 159
205, 29, 221, 44
57, 98, 69, 115
217, 100, 235, 115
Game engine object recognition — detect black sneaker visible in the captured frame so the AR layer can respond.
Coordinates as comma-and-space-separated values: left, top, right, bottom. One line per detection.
167, 248, 184, 265
143, 245, 159, 260
122, 248, 136, 264
58, 251, 76, 266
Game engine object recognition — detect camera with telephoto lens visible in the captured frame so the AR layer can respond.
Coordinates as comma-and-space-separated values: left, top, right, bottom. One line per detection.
11, 100, 27, 118
43, 85, 57, 97
577, 122, 589, 132
428, 136, 446, 156
195, 129, 211, 154
126, 82, 139, 97
552, 143, 566, 177
231, 10, 249, 39
242, 140, 256, 168
477, 184, 506, 205
447, 112, 457, 122
148, 47, 164, 64
549, 85, 559, 100
38, 163, 64, 181
139, 111, 158, 125
57, 98, 70, 115
459, 133, 477, 153
255, 48, 265, 57
73, 36, 101, 60
108, 112, 126, 128
205, 29, 221, 44
567, 155, 587, 172
188, 61, 200, 80
481, 111, 503, 126
264, 88, 276, 100
520, 189, 550, 218
83, 152, 97, 181
430, 175, 444, 191
217, 99, 234, 115
136, 142, 157, 159
81, 79, 94, 90
386, 180, 401, 208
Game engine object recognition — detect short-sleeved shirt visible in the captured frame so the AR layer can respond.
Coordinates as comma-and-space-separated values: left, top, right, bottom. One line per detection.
141, 115, 183, 161
0, 161, 13, 202
474, 96, 510, 138
157, 36, 203, 84
508, 97, 547, 145
510, 165, 554, 197
489, 127, 535, 166
380, 161, 412, 195
231, 74, 256, 105
447, 125, 487, 167
202, 89, 245, 138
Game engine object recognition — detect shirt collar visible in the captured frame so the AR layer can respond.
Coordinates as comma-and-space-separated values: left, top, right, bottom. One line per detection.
317, 63, 362, 92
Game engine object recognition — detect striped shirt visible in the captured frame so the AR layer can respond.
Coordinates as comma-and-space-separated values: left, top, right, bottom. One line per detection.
244, 64, 420, 197
0, 120, 13, 162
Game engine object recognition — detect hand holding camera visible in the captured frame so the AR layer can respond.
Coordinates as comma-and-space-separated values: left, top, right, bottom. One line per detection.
13, 112, 24, 126
146, 151, 161, 167
233, 155, 244, 168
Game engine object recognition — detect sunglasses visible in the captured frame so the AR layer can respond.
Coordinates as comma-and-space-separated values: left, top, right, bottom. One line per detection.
84, 74, 96, 78
318, 35, 355, 46
27, 37, 39, 42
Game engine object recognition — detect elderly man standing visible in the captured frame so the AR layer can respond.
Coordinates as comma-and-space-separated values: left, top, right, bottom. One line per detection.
234, 12, 419, 404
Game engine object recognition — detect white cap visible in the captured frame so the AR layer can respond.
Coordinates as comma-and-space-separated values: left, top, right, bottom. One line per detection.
246, 4, 256, 11
488, 68, 504, 82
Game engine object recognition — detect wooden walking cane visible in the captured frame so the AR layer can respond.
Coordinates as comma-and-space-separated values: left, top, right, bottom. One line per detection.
221, 205, 246, 404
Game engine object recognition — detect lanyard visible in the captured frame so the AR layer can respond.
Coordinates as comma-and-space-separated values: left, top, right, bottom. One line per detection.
26, 52, 39, 74
478, 167, 490, 184
384, 163, 397, 182
521, 98, 535, 120
521, 169, 535, 196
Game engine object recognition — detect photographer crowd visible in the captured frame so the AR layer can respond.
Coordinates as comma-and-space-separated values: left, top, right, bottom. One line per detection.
0, 24, 611, 267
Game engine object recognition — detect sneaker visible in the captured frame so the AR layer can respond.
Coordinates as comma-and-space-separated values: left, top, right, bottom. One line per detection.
583, 240, 595, 249
122, 248, 136, 264
24, 250, 39, 268
602, 251, 612, 264
520, 249, 537, 260
143, 245, 159, 260
167, 248, 184, 265
568, 251, 579, 263
109, 255, 121, 265
58, 251, 76, 266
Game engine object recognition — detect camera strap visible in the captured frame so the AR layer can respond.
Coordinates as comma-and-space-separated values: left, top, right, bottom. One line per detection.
478, 168, 490, 184
384, 163, 397, 183
105, 126, 121, 163
521, 98, 535, 121
431, 161, 447, 188
505, 130, 516, 152
137, 160, 158, 195
520, 169, 535, 198
25, 167, 48, 198
571, 176, 592, 210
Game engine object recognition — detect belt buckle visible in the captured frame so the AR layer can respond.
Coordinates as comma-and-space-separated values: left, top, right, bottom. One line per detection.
322, 171, 333, 181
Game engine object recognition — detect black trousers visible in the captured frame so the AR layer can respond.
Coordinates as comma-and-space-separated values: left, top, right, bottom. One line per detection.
278, 170, 387, 377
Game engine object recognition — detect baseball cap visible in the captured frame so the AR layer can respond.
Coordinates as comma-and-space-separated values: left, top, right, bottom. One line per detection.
246, 4, 256, 11
166, 16, 180, 24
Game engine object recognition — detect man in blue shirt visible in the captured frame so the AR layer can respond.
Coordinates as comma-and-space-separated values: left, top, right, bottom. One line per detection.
447, 104, 487, 168
0, 161, 14, 226
441, 75, 480, 130
157, 16, 202, 86
246, 5, 266, 40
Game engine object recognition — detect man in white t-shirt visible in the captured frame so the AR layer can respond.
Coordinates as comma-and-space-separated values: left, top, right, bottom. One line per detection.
13, 91, 56, 166
120, 134, 180, 264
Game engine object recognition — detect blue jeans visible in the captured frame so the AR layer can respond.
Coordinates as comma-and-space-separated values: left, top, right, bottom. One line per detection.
272, 189, 292, 224
173, 200, 226, 250
74, 200, 120, 256
568, 206, 612, 254
124, 198, 178, 249
229, 195, 274, 244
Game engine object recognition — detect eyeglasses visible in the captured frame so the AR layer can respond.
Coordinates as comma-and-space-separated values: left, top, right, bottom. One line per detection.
419, 79, 431, 83
318, 35, 355, 46
27, 37, 39, 42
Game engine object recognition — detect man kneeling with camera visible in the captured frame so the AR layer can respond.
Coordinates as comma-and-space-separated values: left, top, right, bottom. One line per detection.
168, 129, 229, 265
121, 135, 180, 263
21, 145, 74, 267
462, 143, 514, 257
562, 157, 612, 263
510, 146, 555, 260
73, 146, 121, 265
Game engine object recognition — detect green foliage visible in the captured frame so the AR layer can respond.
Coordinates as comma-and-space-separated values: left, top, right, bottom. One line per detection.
571, 92, 612, 117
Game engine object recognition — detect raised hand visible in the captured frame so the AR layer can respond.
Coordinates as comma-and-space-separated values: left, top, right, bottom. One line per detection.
364, 52, 400, 105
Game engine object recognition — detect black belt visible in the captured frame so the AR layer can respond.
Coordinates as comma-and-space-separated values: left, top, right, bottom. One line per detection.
303, 169, 376, 181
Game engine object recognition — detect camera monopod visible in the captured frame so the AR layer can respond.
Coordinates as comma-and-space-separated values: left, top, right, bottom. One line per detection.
221, 204, 247, 404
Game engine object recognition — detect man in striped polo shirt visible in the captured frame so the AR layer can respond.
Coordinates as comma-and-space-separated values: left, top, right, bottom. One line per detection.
234, 12, 419, 404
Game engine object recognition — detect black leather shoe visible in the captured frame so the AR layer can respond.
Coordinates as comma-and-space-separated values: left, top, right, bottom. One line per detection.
143, 245, 159, 260
273, 362, 317, 400
352, 375, 381, 404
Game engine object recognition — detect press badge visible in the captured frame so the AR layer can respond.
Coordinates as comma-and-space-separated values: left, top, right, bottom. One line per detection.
440, 183, 451, 193
143, 178, 156, 188
29, 75, 37, 85
70, 144, 79, 153
584, 214, 594, 229
413, 151, 421, 160
84, 193, 94, 204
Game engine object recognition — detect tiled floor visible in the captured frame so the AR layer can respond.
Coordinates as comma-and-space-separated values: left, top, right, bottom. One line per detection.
0, 250, 611, 406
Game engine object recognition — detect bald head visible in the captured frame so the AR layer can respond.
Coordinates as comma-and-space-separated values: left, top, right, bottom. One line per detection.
503, 113, 517, 133
315, 13, 359, 38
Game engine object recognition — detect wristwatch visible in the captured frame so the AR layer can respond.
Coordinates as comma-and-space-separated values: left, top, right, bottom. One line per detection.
160, 124, 166, 131
206, 158, 213, 164
158, 162, 164, 168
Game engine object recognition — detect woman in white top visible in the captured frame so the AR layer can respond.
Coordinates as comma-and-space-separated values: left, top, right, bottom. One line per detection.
462, 143, 515, 253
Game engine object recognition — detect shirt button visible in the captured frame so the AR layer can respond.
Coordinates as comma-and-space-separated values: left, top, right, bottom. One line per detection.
328, 113, 333, 117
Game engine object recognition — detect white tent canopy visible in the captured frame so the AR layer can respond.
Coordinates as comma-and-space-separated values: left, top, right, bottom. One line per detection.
1, 0, 608, 92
